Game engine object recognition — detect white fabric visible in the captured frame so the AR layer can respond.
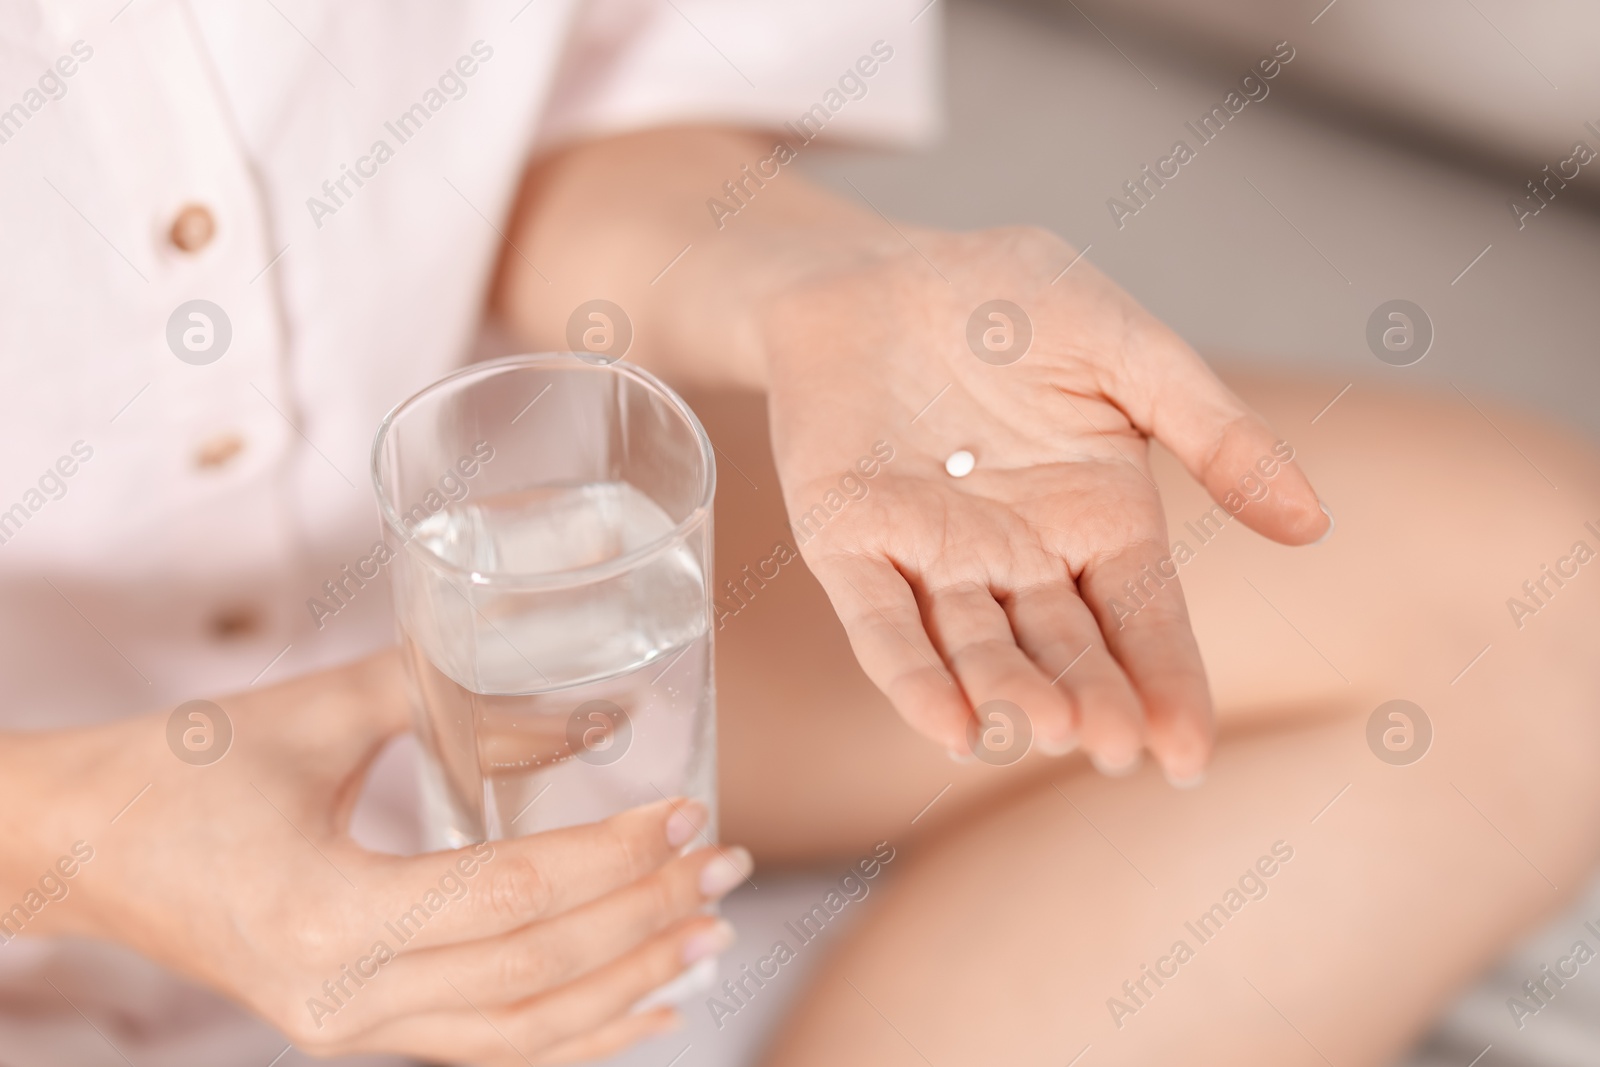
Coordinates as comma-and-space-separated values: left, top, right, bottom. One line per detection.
0, 1, 936, 1062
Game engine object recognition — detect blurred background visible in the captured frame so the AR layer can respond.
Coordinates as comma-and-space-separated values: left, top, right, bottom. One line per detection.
608, 1, 1600, 1065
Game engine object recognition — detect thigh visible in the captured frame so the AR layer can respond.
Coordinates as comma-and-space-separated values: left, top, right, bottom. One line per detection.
692, 372, 1600, 864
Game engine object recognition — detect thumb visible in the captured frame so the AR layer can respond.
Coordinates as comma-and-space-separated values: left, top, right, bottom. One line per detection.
326, 647, 414, 822
1121, 322, 1330, 545
238, 647, 413, 821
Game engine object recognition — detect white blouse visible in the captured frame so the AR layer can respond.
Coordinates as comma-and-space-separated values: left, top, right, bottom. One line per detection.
0, 1, 935, 1061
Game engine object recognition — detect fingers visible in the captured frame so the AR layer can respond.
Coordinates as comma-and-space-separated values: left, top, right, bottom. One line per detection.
375, 845, 751, 1012
362, 796, 709, 949
532, 1005, 682, 1065
350, 914, 731, 1063
808, 552, 972, 752
921, 580, 1074, 761
235, 649, 412, 809
326, 647, 414, 739
1004, 581, 1144, 767
490, 914, 730, 1052
810, 550, 1203, 779
1077, 541, 1214, 783
1115, 316, 1329, 545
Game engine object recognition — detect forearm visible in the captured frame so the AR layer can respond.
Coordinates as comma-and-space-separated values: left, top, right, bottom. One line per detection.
0, 726, 117, 939
492, 125, 900, 391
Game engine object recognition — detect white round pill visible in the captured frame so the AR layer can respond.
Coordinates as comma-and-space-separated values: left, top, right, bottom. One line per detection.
945, 449, 975, 478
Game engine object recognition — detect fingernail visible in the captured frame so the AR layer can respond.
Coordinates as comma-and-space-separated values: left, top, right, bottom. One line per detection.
1037, 734, 1078, 757
1164, 768, 1206, 789
665, 800, 709, 848
683, 919, 735, 964
1311, 501, 1335, 546
1090, 750, 1142, 777
947, 747, 974, 764
700, 846, 753, 897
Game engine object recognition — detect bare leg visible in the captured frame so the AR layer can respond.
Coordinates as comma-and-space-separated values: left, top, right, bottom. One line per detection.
691, 373, 1600, 1066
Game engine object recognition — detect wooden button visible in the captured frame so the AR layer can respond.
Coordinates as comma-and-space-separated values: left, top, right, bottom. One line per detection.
169, 204, 216, 253
208, 606, 261, 640
194, 432, 245, 470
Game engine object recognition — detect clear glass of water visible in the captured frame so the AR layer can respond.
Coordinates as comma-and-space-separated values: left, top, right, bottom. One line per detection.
371, 353, 716, 851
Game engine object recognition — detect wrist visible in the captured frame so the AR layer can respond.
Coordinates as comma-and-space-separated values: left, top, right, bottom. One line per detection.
494, 126, 903, 394
660, 197, 904, 393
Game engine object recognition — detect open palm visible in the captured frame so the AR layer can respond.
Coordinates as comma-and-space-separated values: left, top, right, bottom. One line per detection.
762, 228, 1329, 782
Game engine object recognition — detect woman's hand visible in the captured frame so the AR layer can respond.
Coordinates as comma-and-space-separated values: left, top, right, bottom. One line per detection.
761, 227, 1329, 782
4, 653, 746, 1065
490, 127, 1327, 784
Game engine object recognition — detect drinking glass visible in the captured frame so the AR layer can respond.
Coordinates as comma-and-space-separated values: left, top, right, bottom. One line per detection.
372, 353, 717, 851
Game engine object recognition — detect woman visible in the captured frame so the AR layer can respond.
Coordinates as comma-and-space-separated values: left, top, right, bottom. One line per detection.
2, 2, 1597, 1065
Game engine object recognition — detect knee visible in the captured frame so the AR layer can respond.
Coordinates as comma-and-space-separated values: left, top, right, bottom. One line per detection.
1432, 396, 1600, 672
1318, 390, 1600, 869
1314, 386, 1600, 631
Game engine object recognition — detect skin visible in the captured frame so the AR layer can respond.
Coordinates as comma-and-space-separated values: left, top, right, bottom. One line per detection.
5, 124, 1593, 1065
0, 656, 750, 1064
695, 378, 1600, 1064
495, 127, 1330, 785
